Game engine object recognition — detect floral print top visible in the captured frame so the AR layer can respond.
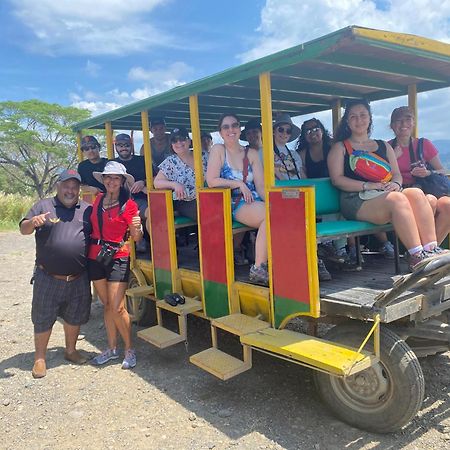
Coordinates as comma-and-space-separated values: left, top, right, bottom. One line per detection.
158, 152, 208, 201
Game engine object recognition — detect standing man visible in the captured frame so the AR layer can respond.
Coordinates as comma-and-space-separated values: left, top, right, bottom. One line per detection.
20, 170, 92, 378
77, 135, 107, 196
149, 117, 173, 167
201, 132, 213, 155
241, 118, 263, 161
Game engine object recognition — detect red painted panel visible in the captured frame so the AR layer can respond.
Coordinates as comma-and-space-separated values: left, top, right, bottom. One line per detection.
149, 192, 171, 271
269, 191, 310, 304
199, 191, 227, 285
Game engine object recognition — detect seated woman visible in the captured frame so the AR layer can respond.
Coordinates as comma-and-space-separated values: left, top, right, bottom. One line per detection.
206, 113, 268, 285
153, 127, 207, 221
389, 106, 450, 245
273, 113, 304, 180
328, 99, 446, 272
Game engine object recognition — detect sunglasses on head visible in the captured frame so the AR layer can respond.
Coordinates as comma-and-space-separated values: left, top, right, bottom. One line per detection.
221, 122, 240, 131
171, 136, 188, 144
277, 126, 292, 135
81, 144, 98, 151
305, 126, 321, 135
116, 142, 130, 148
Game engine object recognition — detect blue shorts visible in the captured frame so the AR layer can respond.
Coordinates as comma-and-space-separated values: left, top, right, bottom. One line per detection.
231, 197, 263, 219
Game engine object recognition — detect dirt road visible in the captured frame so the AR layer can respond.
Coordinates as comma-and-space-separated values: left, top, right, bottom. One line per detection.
0, 231, 449, 449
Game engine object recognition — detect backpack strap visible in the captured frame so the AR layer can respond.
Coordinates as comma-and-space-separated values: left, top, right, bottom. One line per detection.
417, 138, 424, 160
343, 139, 354, 155
233, 147, 250, 208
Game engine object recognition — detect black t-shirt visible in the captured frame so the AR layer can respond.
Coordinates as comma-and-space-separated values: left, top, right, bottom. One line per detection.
22, 197, 92, 275
78, 158, 108, 191
114, 156, 147, 199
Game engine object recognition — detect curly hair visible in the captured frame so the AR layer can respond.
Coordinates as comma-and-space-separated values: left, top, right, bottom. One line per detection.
296, 118, 332, 155
334, 99, 373, 142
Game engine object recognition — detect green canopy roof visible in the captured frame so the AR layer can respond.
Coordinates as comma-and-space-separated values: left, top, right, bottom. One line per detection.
73, 25, 450, 133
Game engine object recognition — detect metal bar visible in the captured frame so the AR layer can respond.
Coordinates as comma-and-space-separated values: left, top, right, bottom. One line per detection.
105, 122, 114, 160
408, 84, 418, 138
141, 111, 154, 191
189, 95, 204, 189
332, 99, 341, 137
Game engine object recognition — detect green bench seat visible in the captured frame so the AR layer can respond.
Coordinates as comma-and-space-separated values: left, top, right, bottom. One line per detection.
174, 215, 250, 232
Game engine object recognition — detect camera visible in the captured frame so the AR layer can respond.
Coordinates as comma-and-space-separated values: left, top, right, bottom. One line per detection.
96, 242, 119, 266
411, 160, 425, 169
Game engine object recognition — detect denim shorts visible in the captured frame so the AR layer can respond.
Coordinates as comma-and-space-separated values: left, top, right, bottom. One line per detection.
87, 257, 131, 283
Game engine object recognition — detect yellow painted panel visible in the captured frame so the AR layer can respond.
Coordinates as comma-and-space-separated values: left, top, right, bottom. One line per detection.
213, 313, 270, 336
353, 27, 450, 57
241, 328, 375, 376
235, 281, 271, 323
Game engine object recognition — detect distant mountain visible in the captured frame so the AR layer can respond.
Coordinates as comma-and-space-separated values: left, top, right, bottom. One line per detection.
433, 140, 450, 170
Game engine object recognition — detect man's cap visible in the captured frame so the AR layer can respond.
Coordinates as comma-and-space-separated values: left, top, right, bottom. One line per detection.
115, 133, 132, 143
81, 135, 100, 147
170, 127, 190, 142
240, 118, 262, 141
201, 131, 212, 140
58, 169, 81, 183
150, 117, 166, 127
390, 106, 414, 124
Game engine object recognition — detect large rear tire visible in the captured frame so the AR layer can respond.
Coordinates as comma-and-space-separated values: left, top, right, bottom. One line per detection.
125, 273, 155, 326
314, 323, 424, 433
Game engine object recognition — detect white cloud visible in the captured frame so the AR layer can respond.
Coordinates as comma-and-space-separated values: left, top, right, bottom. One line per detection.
240, 0, 450, 61
11, 0, 174, 55
85, 60, 100, 77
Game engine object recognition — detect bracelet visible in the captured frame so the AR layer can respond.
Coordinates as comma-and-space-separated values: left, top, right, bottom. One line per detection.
362, 181, 369, 191
393, 181, 402, 190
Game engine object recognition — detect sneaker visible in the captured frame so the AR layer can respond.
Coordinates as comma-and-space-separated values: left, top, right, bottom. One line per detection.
318, 242, 345, 264
380, 241, 395, 259
249, 263, 269, 286
122, 349, 137, 370
426, 246, 449, 256
91, 348, 119, 366
318, 258, 332, 281
348, 245, 365, 264
341, 246, 363, 271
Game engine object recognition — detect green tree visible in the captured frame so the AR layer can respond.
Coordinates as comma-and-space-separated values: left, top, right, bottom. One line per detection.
0, 99, 90, 198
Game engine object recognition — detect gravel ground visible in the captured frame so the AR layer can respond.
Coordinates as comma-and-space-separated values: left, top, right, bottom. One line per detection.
0, 230, 449, 450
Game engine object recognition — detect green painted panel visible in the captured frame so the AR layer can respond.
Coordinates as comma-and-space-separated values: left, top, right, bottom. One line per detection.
203, 280, 229, 319
154, 268, 173, 300
274, 296, 311, 329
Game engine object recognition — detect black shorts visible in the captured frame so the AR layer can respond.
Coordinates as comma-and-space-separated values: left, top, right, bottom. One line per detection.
32, 267, 91, 334
87, 257, 131, 283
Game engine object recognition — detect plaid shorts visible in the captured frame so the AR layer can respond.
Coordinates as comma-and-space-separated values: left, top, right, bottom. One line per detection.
31, 267, 91, 333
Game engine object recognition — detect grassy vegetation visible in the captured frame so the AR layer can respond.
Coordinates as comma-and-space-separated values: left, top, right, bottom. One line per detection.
0, 192, 35, 231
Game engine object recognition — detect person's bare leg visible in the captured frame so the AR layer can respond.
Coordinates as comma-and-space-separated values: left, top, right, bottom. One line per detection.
33, 329, 52, 377
434, 197, 450, 245
93, 279, 117, 350
63, 323, 80, 354
107, 282, 132, 351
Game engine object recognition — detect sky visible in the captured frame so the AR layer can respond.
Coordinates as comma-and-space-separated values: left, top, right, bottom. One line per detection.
1, 0, 450, 143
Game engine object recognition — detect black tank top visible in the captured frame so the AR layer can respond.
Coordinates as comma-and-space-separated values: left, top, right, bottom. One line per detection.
343, 140, 388, 181
304, 147, 329, 178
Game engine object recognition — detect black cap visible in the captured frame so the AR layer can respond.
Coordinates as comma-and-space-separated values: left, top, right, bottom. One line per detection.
115, 133, 131, 143
170, 127, 190, 142
81, 135, 100, 148
240, 118, 262, 141
150, 117, 166, 127
201, 132, 212, 140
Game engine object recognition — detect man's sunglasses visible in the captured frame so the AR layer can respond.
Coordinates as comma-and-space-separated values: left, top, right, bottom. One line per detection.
115, 142, 131, 148
81, 145, 98, 151
277, 126, 292, 135
305, 127, 321, 135
221, 122, 240, 130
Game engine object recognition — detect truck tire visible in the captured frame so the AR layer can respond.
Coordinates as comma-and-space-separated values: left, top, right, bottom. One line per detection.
125, 273, 155, 326
313, 323, 424, 433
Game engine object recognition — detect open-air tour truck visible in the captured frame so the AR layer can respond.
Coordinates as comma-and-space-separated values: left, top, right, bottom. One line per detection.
73, 26, 450, 433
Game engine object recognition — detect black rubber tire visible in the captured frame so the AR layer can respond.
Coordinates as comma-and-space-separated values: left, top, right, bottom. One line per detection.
313, 323, 425, 433
125, 274, 155, 326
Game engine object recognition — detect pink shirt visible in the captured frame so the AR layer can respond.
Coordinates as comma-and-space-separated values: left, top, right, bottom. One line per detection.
389, 138, 438, 186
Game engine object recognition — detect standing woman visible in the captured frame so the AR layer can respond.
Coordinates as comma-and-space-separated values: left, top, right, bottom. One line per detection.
89, 161, 143, 369
328, 99, 446, 271
389, 106, 450, 244
206, 113, 268, 285
154, 127, 208, 221
273, 113, 304, 180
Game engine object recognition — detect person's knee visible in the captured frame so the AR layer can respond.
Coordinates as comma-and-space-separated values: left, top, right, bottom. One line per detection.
387, 192, 410, 210
437, 197, 450, 216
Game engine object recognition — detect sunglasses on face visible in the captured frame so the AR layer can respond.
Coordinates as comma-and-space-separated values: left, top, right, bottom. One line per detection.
221, 122, 240, 131
277, 126, 292, 135
171, 137, 188, 144
116, 143, 131, 148
81, 145, 98, 151
305, 127, 321, 135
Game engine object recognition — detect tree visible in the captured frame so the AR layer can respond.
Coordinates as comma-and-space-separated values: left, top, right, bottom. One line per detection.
0, 100, 90, 198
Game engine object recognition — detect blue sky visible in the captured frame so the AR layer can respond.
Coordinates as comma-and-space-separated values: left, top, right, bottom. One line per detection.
1, 0, 449, 141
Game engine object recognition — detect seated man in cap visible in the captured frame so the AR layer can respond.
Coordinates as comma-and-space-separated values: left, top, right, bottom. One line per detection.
20, 169, 92, 378
241, 118, 263, 162
77, 135, 108, 199
201, 132, 213, 156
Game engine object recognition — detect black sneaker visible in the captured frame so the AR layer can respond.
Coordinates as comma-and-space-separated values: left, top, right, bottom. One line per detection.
318, 242, 346, 264
318, 258, 332, 281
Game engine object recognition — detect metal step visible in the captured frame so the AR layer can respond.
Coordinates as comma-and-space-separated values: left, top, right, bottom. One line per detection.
190, 347, 251, 380
241, 328, 376, 376
212, 313, 270, 336
138, 325, 184, 349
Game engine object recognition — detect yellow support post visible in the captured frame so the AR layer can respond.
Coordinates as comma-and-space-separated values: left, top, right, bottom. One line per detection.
408, 84, 418, 138
189, 95, 204, 189
76, 131, 83, 163
259, 72, 275, 191
105, 121, 114, 159
332, 99, 341, 136
141, 111, 154, 190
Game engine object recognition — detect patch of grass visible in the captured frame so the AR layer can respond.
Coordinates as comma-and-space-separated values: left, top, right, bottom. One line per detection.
0, 192, 35, 230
